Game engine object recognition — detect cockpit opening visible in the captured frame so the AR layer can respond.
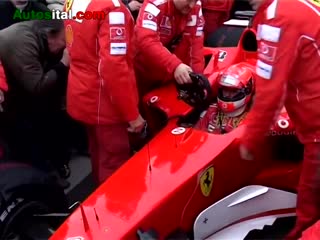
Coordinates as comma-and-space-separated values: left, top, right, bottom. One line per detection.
242, 30, 257, 52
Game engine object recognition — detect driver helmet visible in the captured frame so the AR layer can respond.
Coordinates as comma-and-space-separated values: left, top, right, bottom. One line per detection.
217, 63, 254, 117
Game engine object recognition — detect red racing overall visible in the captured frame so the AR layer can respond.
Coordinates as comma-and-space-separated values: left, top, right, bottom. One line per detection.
241, 0, 320, 238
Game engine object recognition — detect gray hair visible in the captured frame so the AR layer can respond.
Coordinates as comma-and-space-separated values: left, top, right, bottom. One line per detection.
33, 19, 64, 37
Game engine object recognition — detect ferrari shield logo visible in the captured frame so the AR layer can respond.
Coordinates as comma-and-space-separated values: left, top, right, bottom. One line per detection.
199, 166, 214, 197
65, 0, 74, 12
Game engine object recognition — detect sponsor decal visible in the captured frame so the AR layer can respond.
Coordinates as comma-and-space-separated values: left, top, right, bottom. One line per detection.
278, 119, 289, 129
159, 16, 171, 35
199, 166, 214, 197
109, 12, 125, 25
144, 3, 160, 16
152, 0, 167, 6
267, 130, 296, 136
110, 27, 125, 40
160, 28, 171, 35
218, 50, 227, 62
258, 24, 281, 43
142, 12, 157, 31
256, 60, 273, 79
110, 42, 127, 55
258, 41, 277, 62
196, 26, 203, 37
198, 15, 205, 27
160, 16, 171, 28
187, 15, 197, 26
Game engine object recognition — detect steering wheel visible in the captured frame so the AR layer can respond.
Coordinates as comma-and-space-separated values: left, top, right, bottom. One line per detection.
176, 73, 213, 109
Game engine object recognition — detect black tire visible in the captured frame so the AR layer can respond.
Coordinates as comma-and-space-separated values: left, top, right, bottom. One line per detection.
0, 137, 9, 161
205, 25, 246, 47
0, 163, 68, 239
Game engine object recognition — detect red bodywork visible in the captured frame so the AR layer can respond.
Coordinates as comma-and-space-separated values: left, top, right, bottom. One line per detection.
51, 28, 302, 240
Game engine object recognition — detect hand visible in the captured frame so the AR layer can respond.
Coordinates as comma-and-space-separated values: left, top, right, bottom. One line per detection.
128, 114, 146, 133
61, 48, 70, 67
128, 0, 142, 11
239, 144, 254, 160
0, 89, 4, 112
174, 64, 193, 84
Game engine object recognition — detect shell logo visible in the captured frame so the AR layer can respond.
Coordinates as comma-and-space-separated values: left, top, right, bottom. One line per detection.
65, 25, 74, 47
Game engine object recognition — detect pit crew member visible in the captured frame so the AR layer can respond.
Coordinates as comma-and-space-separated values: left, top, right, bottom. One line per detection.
64, 0, 145, 185
240, 0, 320, 239
134, 0, 205, 98
201, 0, 234, 40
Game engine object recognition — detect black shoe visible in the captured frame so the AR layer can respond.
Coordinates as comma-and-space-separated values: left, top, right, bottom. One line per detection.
58, 164, 71, 179
48, 171, 71, 189
56, 176, 71, 189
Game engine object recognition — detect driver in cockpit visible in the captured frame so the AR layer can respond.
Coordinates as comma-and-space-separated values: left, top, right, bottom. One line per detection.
194, 63, 255, 134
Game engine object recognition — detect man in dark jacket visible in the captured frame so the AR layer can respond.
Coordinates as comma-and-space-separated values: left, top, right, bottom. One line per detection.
122, 0, 143, 20
0, 20, 70, 187
0, 0, 49, 30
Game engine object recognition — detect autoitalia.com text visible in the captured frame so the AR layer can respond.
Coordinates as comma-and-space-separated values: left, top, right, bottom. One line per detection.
13, 9, 106, 20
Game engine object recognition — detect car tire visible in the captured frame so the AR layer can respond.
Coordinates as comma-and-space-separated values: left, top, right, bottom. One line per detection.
0, 162, 68, 239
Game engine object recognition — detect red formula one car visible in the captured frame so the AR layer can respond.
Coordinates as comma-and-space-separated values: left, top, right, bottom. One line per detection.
51, 17, 306, 240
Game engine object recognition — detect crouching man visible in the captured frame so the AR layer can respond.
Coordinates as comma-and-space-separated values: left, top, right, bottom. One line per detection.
0, 19, 70, 187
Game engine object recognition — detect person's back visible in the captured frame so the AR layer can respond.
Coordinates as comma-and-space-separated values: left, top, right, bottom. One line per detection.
240, 0, 320, 238
65, 0, 137, 125
250, 0, 320, 145
278, 0, 320, 143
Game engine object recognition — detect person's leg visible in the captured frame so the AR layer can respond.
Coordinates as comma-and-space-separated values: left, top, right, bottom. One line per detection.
47, 110, 72, 178
27, 112, 71, 188
86, 125, 99, 184
86, 124, 130, 185
286, 142, 320, 239
203, 10, 226, 41
8, 113, 52, 170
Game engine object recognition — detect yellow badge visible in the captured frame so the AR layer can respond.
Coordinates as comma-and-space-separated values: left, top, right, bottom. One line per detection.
65, 25, 73, 47
308, 0, 320, 6
199, 166, 214, 197
65, 0, 74, 12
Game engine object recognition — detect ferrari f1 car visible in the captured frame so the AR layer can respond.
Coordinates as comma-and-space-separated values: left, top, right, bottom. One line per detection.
51, 13, 306, 240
